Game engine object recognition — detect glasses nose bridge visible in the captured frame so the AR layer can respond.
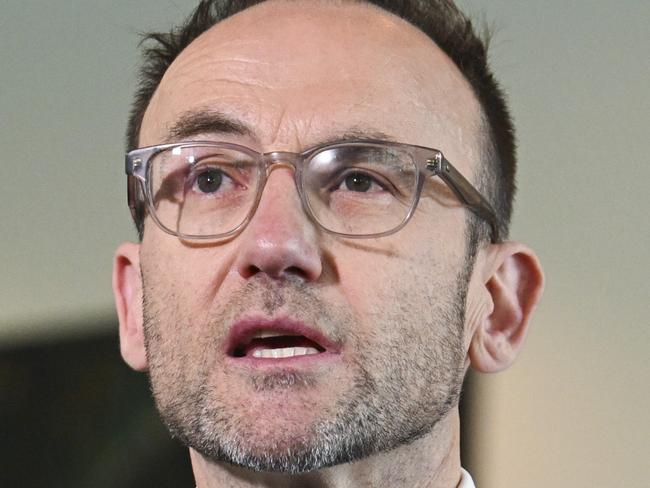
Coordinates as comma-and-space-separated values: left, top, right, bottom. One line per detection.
256, 150, 309, 217
261, 151, 303, 176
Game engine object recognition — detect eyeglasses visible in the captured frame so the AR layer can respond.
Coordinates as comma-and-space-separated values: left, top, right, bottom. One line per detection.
125, 140, 499, 242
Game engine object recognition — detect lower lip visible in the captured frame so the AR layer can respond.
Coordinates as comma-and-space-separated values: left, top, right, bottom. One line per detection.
226, 351, 340, 369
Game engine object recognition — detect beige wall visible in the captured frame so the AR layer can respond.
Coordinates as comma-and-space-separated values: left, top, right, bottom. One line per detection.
455, 1, 649, 487
2, 1, 648, 486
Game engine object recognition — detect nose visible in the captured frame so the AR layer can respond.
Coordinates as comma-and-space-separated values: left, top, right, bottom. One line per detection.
232, 168, 323, 281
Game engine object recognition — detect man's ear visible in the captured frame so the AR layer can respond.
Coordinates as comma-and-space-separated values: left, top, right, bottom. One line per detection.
112, 242, 148, 371
469, 241, 545, 373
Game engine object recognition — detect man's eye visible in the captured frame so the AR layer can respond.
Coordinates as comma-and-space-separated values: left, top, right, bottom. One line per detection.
338, 171, 384, 193
195, 168, 224, 193
344, 172, 372, 192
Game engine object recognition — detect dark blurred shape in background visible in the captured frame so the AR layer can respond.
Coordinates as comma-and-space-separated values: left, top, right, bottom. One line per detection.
0, 324, 194, 488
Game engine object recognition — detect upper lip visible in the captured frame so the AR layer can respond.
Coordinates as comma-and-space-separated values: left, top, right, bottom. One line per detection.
225, 315, 341, 357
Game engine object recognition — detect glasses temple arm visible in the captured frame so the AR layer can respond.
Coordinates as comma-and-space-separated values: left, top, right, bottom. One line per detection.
434, 156, 501, 243
125, 152, 148, 229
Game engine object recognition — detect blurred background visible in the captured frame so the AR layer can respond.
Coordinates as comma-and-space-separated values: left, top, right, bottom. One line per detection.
1, 1, 648, 487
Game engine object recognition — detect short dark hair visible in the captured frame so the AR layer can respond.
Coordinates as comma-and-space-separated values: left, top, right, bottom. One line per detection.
126, 0, 516, 242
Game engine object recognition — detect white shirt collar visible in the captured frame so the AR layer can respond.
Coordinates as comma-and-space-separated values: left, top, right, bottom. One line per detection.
458, 468, 476, 488
195, 468, 476, 488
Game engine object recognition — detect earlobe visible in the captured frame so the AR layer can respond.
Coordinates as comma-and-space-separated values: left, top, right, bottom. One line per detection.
112, 242, 148, 372
469, 242, 545, 373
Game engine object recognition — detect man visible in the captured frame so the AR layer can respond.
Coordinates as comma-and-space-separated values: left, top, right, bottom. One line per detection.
113, 0, 544, 486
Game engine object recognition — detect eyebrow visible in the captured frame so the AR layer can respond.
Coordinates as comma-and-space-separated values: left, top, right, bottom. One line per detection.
166, 109, 255, 142
165, 108, 399, 147
314, 129, 398, 146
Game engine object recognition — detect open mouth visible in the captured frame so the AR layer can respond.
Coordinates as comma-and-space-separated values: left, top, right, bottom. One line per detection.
226, 318, 336, 360
231, 331, 326, 359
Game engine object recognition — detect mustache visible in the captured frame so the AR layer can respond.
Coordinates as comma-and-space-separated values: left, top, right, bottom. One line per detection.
228, 274, 332, 318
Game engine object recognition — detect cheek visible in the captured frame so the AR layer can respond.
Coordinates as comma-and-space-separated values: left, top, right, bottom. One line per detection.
139, 240, 224, 344
142, 229, 234, 297
140, 249, 222, 400
333, 237, 457, 329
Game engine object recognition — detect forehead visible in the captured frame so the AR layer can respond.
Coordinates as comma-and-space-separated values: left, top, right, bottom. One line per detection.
141, 0, 482, 168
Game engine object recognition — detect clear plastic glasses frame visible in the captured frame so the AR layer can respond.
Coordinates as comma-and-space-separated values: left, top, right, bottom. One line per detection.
125, 140, 500, 242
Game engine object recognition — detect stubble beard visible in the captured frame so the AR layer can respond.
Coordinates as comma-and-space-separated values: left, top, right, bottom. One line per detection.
142, 261, 471, 474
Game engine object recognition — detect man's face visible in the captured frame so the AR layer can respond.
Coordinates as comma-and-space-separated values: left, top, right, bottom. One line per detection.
137, 0, 485, 472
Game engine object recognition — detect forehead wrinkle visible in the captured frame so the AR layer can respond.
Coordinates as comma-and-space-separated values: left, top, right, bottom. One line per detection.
170, 52, 284, 91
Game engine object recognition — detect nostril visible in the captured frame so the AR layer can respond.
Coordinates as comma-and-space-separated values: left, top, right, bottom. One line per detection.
243, 265, 262, 279
243, 264, 309, 280
285, 265, 307, 278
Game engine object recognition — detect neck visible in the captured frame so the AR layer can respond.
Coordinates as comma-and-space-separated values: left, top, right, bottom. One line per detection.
191, 409, 462, 488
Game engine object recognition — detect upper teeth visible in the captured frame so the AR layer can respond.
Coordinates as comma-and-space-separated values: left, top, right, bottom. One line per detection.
252, 347, 320, 359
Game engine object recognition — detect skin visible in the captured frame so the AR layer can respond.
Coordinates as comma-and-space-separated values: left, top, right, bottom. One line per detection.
113, 1, 545, 487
